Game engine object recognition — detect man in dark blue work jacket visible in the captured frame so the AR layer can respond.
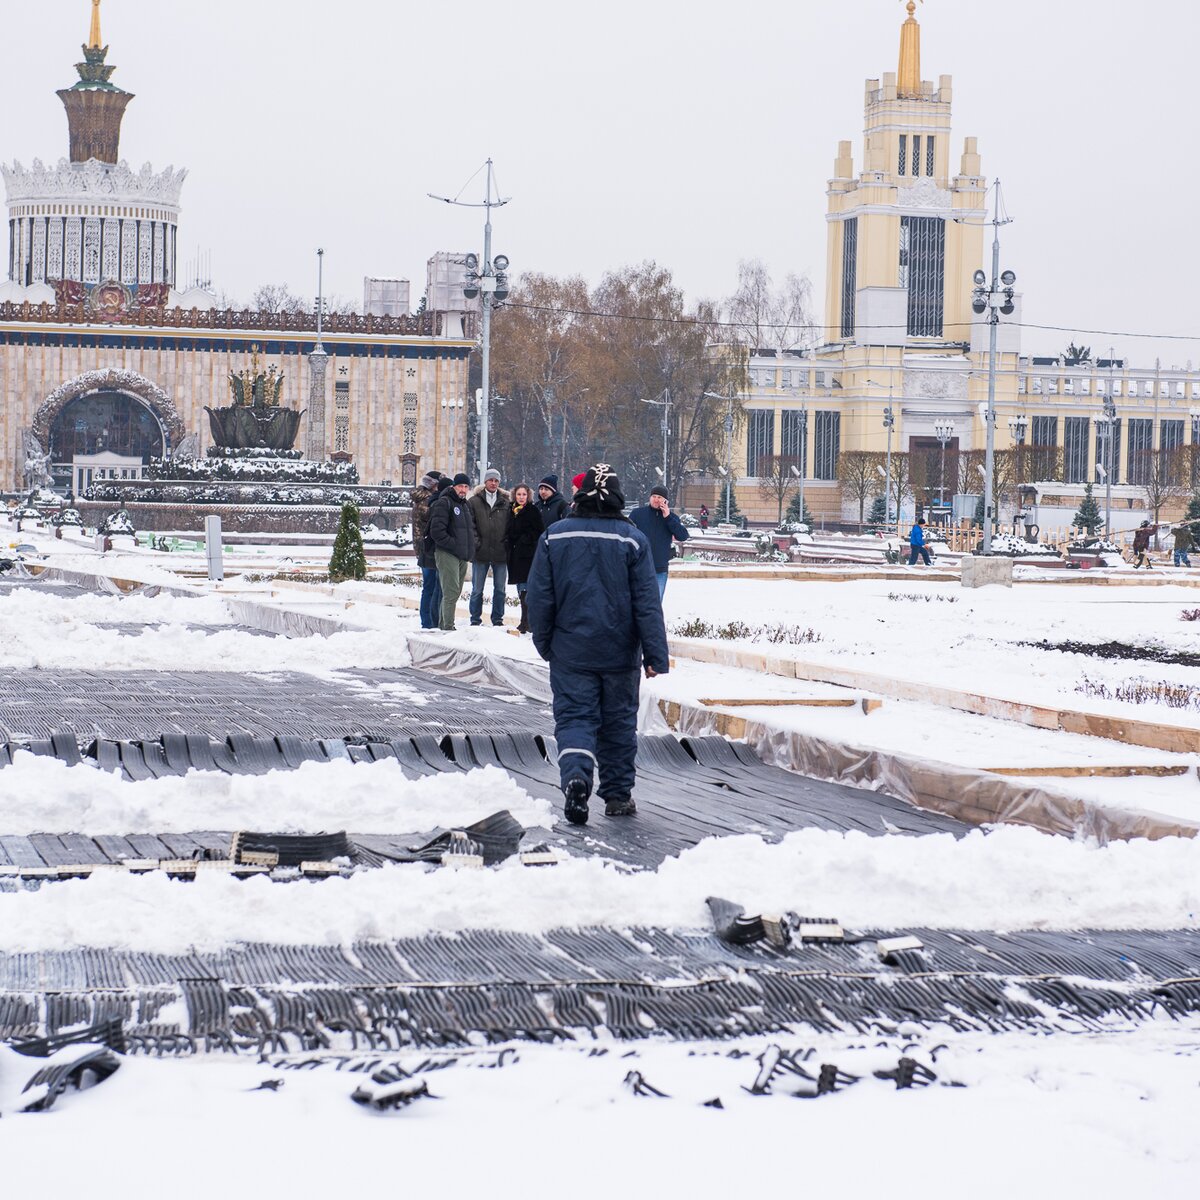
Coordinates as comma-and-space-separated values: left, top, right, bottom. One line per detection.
526, 464, 671, 826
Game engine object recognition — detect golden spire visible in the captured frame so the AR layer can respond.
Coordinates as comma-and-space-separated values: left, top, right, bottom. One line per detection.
898, 0, 923, 97
88, 0, 103, 51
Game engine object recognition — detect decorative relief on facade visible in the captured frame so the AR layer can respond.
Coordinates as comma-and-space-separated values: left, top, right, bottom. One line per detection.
904, 369, 968, 400
64, 219, 81, 278
1, 158, 187, 207
83, 218, 101, 282
902, 177, 952, 211
403, 391, 418, 412
121, 219, 137, 283
152, 223, 163, 282
138, 221, 152, 283
31, 219, 46, 282
34, 367, 185, 448
403, 417, 417, 453
101, 220, 120, 281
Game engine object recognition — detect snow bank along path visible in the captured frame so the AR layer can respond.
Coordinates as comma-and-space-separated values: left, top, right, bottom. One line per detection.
3, 825, 1198, 954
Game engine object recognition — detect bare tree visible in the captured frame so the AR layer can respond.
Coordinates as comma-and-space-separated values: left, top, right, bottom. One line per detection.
251, 283, 309, 315
1136, 446, 1191, 529
725, 259, 817, 354
884, 452, 913, 524
757, 455, 802, 527
837, 451, 885, 523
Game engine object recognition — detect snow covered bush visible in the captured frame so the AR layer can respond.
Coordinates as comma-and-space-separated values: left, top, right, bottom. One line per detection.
679, 513, 699, 528
983, 534, 1060, 558
51, 508, 83, 528
774, 520, 810, 535
100, 509, 136, 536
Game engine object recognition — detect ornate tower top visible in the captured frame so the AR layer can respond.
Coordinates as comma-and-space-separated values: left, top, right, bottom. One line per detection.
89, 0, 103, 51
898, 0, 923, 98
57, 0, 134, 164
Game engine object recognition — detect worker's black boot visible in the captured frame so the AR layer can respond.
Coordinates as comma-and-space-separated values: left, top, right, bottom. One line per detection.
563, 779, 590, 826
604, 795, 637, 817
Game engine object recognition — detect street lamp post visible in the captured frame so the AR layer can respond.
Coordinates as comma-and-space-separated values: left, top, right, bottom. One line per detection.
639, 390, 673, 493
970, 181, 1016, 555
429, 159, 511, 479
1008, 413, 1028, 534
705, 387, 741, 523
1096, 398, 1117, 540
933, 419, 955, 508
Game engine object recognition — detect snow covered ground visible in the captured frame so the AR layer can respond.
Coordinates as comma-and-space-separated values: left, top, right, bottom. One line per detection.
3, 538, 1200, 1189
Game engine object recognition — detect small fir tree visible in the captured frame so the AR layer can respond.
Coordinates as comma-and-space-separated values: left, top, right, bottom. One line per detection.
868, 495, 887, 528
785, 491, 815, 527
1186, 494, 1200, 523
1072, 482, 1103, 536
716, 482, 743, 525
329, 501, 367, 582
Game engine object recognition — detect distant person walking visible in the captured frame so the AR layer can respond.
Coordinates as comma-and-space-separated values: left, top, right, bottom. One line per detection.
909, 518, 932, 566
535, 475, 570, 529
429, 473, 476, 630
412, 470, 444, 630
506, 483, 542, 635
1132, 520, 1157, 569
467, 469, 511, 626
629, 486, 690, 598
699, 504, 709, 533
527, 463, 670, 826
1173, 524, 1193, 568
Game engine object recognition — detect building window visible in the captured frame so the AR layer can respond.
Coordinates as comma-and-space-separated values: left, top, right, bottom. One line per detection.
1031, 415, 1058, 481
781, 410, 808, 478
1096, 419, 1121, 485
1162, 419, 1185, 485
841, 218, 857, 338
898, 134, 907, 177
911, 135, 922, 176
1064, 416, 1089, 484
899, 216, 945, 337
746, 409, 775, 477
926, 135, 935, 176
814, 411, 840, 480
1127, 418, 1153, 485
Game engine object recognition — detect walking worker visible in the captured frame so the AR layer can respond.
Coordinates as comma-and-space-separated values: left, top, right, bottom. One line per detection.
505, 483, 542, 635
526, 463, 670, 826
467, 469, 511, 626
429, 472, 476, 630
1172, 523, 1193, 568
1132, 520, 1157, 569
909, 518, 932, 566
629, 486, 690, 598
411, 470, 443, 630
535, 474, 570, 529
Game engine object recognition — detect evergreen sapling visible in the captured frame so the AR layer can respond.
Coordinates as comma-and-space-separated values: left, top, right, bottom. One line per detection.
329, 501, 368, 582
1072, 482, 1103, 536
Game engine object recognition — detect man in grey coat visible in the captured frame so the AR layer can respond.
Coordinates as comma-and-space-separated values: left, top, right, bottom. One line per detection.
467, 469, 511, 626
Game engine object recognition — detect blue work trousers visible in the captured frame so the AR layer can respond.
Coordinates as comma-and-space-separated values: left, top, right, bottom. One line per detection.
470, 561, 509, 625
419, 566, 442, 629
908, 546, 932, 566
549, 661, 641, 801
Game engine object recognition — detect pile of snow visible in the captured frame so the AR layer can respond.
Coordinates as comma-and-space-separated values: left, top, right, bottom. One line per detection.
3, 825, 1198, 954
0, 754, 551, 836
984, 535, 1060, 558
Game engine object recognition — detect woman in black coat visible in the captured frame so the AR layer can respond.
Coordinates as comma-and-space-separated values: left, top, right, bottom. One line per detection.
506, 483, 544, 634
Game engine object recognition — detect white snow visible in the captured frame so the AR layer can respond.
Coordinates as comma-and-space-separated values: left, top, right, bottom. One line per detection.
4, 825, 1198, 954
0, 754, 552, 837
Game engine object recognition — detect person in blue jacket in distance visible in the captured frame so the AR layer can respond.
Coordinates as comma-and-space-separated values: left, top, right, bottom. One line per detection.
909, 517, 932, 566
526, 463, 671, 826
629, 486, 690, 598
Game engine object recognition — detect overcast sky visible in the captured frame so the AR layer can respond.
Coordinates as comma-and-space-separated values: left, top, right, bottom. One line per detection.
4, 0, 1198, 365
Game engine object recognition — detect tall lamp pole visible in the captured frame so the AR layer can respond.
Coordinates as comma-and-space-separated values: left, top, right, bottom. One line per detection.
429, 159, 511, 479
883, 394, 895, 527
1008, 413, 1028, 533
971, 181, 1016, 555
639, 390, 673, 492
933, 420, 955, 508
705, 386, 741, 523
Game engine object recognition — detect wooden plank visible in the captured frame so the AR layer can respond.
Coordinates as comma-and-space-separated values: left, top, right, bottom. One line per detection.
699, 698, 859, 709
668, 638, 1200, 756
984, 765, 1192, 780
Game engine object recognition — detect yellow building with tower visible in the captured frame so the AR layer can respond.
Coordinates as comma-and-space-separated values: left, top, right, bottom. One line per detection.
716, 3, 1200, 533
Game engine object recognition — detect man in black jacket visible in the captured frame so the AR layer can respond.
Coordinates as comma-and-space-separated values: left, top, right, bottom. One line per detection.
527, 463, 670, 826
535, 474, 569, 529
429, 472, 476, 630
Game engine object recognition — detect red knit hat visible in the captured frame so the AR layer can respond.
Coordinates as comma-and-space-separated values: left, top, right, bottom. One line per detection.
571, 472, 586, 492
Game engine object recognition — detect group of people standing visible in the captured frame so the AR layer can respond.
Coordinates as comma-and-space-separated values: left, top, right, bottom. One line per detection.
412, 469, 690, 632
410, 463, 689, 827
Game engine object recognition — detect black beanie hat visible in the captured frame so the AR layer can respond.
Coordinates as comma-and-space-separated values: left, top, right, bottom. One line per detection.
435, 477, 455, 494
574, 463, 625, 513
453, 472, 471, 487
650, 486, 669, 500
539, 474, 559, 490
